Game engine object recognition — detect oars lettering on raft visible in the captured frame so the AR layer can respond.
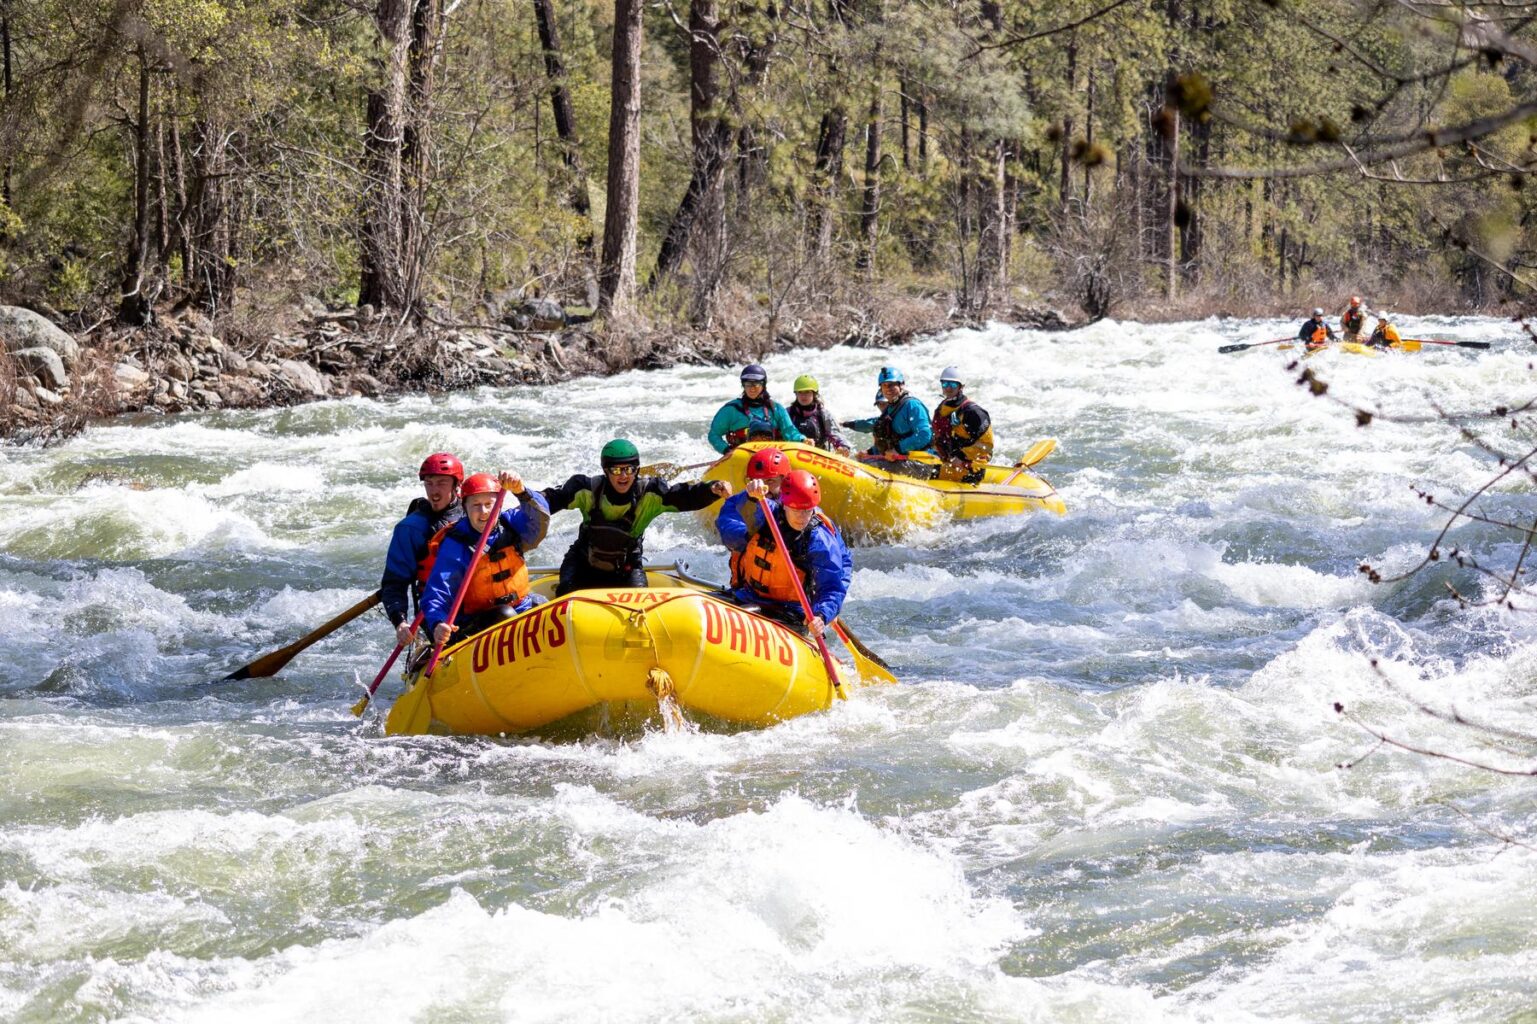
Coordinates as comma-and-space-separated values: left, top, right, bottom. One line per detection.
755, 496, 843, 696
221, 591, 381, 681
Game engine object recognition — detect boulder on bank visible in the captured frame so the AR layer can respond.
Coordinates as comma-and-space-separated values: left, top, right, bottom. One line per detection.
13, 346, 69, 390
0, 306, 80, 367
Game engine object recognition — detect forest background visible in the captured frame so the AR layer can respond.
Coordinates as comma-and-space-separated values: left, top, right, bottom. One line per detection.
2, 0, 1535, 349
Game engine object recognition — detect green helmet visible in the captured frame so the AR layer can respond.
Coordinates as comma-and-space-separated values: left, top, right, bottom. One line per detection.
793, 374, 819, 393
600, 438, 640, 468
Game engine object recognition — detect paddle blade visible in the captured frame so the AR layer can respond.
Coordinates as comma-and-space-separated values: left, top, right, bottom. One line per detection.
1014, 438, 1058, 469
1216, 343, 1252, 354
833, 621, 898, 685
637, 461, 683, 479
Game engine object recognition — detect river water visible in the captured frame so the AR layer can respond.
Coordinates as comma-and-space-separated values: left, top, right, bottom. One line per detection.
1, 318, 1533, 1023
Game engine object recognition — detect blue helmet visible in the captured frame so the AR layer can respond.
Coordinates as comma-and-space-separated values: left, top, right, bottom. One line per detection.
877, 366, 905, 385
740, 363, 768, 383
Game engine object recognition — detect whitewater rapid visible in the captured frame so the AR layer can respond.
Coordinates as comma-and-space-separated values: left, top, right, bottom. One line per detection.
1, 316, 1533, 1023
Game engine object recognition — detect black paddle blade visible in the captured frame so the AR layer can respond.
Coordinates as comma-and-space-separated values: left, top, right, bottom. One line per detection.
1458, 341, 1492, 349
1217, 343, 1251, 354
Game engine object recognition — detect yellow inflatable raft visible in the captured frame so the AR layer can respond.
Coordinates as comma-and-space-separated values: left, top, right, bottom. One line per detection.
700, 441, 1065, 543
383, 567, 860, 737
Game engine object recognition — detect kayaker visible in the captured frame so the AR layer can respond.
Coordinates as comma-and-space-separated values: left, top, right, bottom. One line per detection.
1367, 315, 1401, 348
707, 364, 805, 453
542, 438, 732, 595
423, 470, 551, 646
380, 452, 465, 646
840, 366, 932, 473
716, 469, 852, 637
1340, 296, 1366, 340
930, 367, 994, 484
787, 375, 851, 454
1298, 308, 1335, 351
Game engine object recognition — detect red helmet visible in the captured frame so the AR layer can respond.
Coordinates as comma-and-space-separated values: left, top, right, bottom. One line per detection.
460, 472, 500, 498
1349, 295, 1362, 307
746, 447, 789, 480
418, 452, 464, 483
780, 470, 821, 510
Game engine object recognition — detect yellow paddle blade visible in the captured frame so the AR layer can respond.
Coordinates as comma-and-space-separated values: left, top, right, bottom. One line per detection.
350, 694, 371, 717
1014, 438, 1058, 469
385, 673, 436, 735
1391, 340, 1422, 352
832, 622, 898, 685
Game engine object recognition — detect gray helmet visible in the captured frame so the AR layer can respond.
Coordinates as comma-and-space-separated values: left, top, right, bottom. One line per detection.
1312, 308, 1325, 317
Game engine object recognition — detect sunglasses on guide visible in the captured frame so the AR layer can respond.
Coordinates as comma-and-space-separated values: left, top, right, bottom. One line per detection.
607, 465, 638, 477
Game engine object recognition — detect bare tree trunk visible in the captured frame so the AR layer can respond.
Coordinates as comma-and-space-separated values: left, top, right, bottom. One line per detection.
598, 0, 643, 315
118, 47, 155, 326
2, 9, 12, 213
855, 84, 882, 271
168, 114, 190, 289
359, 0, 413, 313
899, 79, 910, 171
917, 92, 928, 174
812, 107, 848, 262
1083, 64, 1094, 207
1058, 32, 1076, 213
532, 0, 593, 242
186, 122, 242, 315
1165, 106, 1178, 300
650, 0, 733, 290
401, 0, 443, 302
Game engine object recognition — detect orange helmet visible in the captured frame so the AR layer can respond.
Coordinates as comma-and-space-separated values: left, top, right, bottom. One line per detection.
1349, 295, 1361, 307
746, 447, 789, 480
780, 470, 821, 510
460, 472, 500, 498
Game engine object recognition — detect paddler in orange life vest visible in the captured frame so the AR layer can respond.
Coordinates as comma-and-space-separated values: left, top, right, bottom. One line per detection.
1340, 295, 1367, 340
930, 366, 994, 484
1367, 315, 1401, 348
840, 366, 932, 477
715, 469, 853, 637
707, 364, 806, 453
422, 470, 551, 647
380, 452, 465, 647
1298, 307, 1336, 352
714, 446, 789, 556
541, 438, 732, 596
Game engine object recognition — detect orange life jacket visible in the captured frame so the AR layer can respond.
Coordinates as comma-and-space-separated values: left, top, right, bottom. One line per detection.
427, 524, 531, 615
415, 530, 445, 588
737, 508, 836, 603
1310, 325, 1329, 344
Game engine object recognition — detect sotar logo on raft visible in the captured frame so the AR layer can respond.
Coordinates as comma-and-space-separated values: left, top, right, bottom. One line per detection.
605, 591, 672, 605
791, 448, 855, 478
702, 601, 795, 666
471, 600, 569, 672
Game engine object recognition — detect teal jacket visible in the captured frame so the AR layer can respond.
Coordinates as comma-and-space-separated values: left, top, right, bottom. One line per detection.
708, 394, 805, 453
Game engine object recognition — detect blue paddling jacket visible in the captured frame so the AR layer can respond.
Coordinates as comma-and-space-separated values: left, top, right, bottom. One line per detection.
716, 493, 852, 624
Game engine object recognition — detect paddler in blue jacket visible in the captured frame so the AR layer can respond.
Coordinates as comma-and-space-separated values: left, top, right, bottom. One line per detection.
707, 364, 806, 453
715, 469, 852, 637
422, 470, 550, 646
380, 452, 465, 646
840, 366, 932, 474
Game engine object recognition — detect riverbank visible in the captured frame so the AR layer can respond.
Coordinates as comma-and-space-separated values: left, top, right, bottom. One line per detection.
0, 292, 1075, 445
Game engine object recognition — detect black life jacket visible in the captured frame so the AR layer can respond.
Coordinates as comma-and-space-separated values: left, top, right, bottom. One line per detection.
788, 400, 830, 448
1342, 308, 1364, 333
872, 393, 921, 453
578, 479, 641, 572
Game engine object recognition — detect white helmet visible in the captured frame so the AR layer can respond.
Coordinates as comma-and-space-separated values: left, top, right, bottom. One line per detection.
1312, 307, 1325, 317
939, 365, 963, 386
